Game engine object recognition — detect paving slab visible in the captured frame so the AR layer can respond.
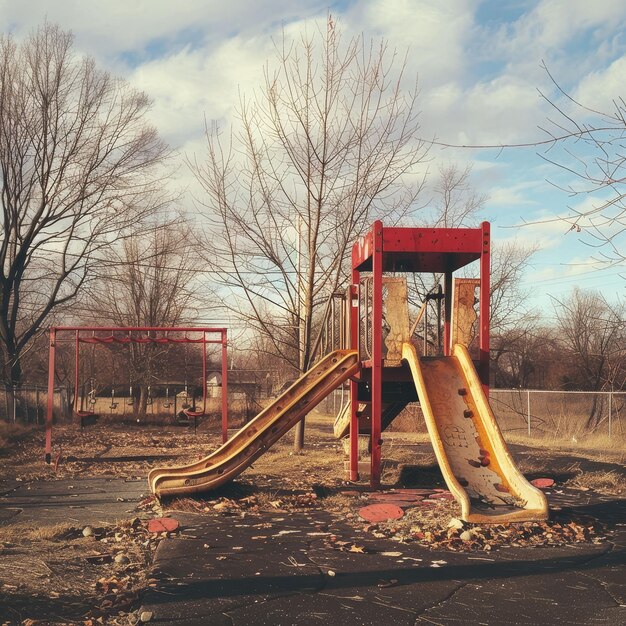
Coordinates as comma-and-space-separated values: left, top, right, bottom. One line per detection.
0, 478, 148, 526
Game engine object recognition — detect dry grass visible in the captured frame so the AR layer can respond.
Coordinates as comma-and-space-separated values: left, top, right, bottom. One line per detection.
0, 519, 164, 624
379, 499, 461, 535
0, 421, 30, 452
566, 470, 625, 495
505, 432, 625, 464
0, 522, 76, 543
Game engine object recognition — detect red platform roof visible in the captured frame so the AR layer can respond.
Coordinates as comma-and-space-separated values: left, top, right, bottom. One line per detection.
352, 224, 488, 273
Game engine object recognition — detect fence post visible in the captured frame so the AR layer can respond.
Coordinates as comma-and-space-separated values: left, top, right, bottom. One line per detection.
527, 389, 531, 437
608, 391, 612, 439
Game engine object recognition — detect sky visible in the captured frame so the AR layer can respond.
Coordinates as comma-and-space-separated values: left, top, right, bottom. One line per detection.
2, 0, 626, 320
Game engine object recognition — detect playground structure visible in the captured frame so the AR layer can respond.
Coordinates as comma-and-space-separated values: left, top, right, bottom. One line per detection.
149, 221, 548, 523
44, 327, 228, 464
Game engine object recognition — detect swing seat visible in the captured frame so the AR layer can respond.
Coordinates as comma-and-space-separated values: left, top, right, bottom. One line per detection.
175, 410, 193, 426
75, 410, 99, 428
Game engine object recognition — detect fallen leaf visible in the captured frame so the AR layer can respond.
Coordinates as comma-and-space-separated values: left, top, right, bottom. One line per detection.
349, 544, 365, 553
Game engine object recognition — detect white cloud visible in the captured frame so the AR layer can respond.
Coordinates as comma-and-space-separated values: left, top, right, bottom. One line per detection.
488, 182, 539, 208
573, 55, 626, 112
486, 0, 626, 69
347, 0, 475, 88
495, 220, 563, 252
0, 1, 329, 66
130, 34, 274, 147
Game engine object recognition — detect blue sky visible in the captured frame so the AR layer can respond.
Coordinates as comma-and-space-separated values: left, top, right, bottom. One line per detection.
2, 0, 626, 315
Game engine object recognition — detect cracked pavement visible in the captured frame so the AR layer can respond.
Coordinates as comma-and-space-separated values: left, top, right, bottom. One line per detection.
139, 499, 626, 626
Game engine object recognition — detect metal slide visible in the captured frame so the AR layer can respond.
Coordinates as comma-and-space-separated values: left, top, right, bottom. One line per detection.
403, 342, 548, 523
149, 350, 360, 498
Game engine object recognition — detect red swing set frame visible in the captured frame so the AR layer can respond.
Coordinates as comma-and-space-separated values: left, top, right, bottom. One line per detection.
45, 326, 228, 464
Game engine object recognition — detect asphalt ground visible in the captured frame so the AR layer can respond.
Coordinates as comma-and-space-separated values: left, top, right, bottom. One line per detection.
138, 496, 626, 626
0, 456, 624, 625
0, 477, 148, 526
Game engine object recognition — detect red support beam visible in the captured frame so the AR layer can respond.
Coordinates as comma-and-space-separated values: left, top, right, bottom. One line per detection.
351, 230, 374, 269
382, 227, 483, 254
221, 329, 228, 443
370, 221, 383, 489
479, 221, 491, 395
349, 260, 360, 481
50, 326, 226, 333
444, 270, 453, 356
45, 328, 56, 464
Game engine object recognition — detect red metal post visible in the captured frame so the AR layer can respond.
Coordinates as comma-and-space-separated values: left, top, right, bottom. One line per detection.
221, 329, 228, 443
349, 274, 360, 481
371, 221, 383, 489
201, 332, 208, 413
74, 330, 80, 413
45, 328, 56, 464
444, 270, 453, 356
479, 221, 491, 395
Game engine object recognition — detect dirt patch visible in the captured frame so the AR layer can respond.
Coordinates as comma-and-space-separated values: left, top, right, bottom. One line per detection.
0, 517, 171, 625
0, 422, 31, 453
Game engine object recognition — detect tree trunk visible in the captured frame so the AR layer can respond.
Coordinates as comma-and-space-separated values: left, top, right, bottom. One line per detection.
137, 385, 149, 422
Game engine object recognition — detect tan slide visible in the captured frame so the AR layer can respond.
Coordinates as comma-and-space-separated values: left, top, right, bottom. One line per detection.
149, 350, 360, 498
403, 342, 548, 523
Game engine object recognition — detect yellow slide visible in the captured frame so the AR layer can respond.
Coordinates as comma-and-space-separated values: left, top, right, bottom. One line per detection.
149, 350, 360, 498
403, 342, 548, 523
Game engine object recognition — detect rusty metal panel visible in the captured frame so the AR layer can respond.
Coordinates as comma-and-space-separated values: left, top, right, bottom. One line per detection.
383, 278, 410, 365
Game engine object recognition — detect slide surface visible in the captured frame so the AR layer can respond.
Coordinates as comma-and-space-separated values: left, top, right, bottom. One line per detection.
403, 342, 548, 523
149, 350, 360, 497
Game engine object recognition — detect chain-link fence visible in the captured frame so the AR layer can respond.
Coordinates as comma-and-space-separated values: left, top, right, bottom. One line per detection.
489, 389, 625, 441
321, 387, 626, 442
0, 385, 70, 424
4, 383, 625, 444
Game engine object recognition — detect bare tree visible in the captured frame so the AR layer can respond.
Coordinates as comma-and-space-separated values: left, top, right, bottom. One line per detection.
88, 220, 202, 417
540, 63, 626, 261
430, 163, 487, 228
0, 24, 170, 387
407, 164, 537, 359
553, 287, 625, 429
191, 17, 429, 380
489, 241, 538, 335
491, 324, 558, 389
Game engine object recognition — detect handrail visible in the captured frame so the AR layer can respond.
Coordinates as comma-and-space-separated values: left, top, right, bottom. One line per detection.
409, 300, 428, 338
409, 284, 444, 356
309, 290, 347, 366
